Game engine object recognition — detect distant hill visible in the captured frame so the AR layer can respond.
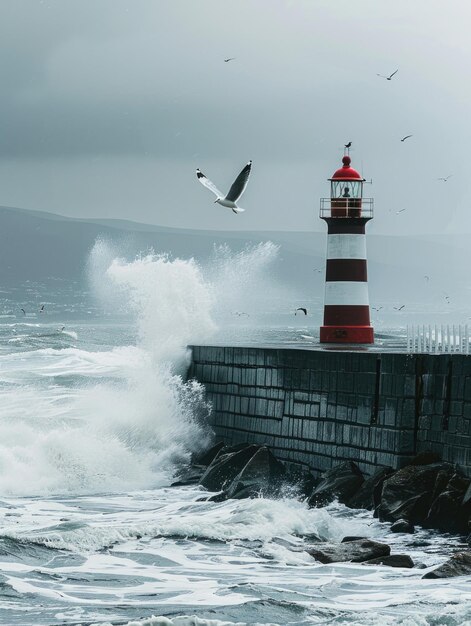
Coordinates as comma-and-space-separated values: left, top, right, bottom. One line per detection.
0, 206, 468, 310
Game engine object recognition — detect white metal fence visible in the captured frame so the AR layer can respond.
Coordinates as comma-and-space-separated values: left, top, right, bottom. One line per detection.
407, 325, 470, 354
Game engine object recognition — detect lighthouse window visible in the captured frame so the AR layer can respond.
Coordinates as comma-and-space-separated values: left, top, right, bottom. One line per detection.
330, 180, 363, 198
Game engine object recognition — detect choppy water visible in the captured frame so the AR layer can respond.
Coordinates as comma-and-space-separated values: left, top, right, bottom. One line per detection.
0, 244, 470, 626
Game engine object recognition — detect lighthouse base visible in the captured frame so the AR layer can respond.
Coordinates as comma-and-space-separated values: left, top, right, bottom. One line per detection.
320, 325, 374, 344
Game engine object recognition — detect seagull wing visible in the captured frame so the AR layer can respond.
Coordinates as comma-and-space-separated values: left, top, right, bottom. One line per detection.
196, 169, 223, 198
389, 69, 399, 79
225, 160, 252, 202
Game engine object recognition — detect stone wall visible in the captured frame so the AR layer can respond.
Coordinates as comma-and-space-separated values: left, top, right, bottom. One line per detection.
188, 346, 471, 477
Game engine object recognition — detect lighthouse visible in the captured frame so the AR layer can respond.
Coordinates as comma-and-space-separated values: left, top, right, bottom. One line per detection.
319, 154, 374, 344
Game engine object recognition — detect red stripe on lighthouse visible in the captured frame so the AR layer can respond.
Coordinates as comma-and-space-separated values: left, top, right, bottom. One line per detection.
326, 259, 367, 282
323, 305, 371, 326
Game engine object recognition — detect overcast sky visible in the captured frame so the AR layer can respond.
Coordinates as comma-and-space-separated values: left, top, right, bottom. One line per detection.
0, 0, 470, 234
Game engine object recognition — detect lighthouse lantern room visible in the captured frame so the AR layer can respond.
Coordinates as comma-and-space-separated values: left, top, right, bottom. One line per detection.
319, 155, 374, 344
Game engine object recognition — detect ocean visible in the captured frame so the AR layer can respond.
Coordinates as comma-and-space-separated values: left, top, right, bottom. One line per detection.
0, 243, 470, 626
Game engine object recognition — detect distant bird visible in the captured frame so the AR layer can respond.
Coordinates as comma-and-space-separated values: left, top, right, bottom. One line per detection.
372, 306, 383, 311
20, 308, 26, 316
196, 161, 252, 214
394, 305, 405, 311
39, 304, 45, 313
438, 175, 453, 182
377, 69, 398, 81
396, 208, 406, 214
224, 57, 235, 63
400, 135, 413, 142
424, 275, 430, 281
57, 326, 65, 332
314, 268, 323, 273
295, 308, 307, 316
233, 311, 249, 317
344, 141, 352, 149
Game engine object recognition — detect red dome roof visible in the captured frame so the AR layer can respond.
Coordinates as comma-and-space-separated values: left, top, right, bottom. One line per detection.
330, 156, 363, 180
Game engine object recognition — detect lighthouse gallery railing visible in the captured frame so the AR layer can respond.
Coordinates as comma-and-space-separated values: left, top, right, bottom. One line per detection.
320, 198, 374, 219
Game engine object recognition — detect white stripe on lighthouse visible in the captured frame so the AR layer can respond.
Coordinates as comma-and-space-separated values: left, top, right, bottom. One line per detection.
324, 281, 370, 306
326, 234, 367, 260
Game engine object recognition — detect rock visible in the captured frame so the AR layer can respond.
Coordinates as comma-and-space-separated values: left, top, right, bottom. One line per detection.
285, 465, 319, 499
422, 552, 471, 579
199, 445, 261, 491
376, 462, 453, 523
362, 554, 414, 568
463, 483, 471, 507
407, 451, 441, 466
390, 519, 415, 534
341, 536, 367, 543
170, 464, 206, 487
193, 441, 226, 466
225, 446, 286, 499
425, 473, 471, 534
306, 539, 390, 564
308, 461, 364, 507
347, 466, 393, 510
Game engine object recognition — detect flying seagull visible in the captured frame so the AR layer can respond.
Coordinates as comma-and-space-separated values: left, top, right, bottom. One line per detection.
400, 134, 413, 142
396, 208, 406, 214
438, 175, 453, 182
372, 306, 383, 311
344, 141, 352, 149
39, 304, 45, 312
196, 161, 252, 214
295, 307, 307, 316
377, 69, 398, 80
20, 308, 26, 315
393, 305, 405, 311
224, 57, 235, 63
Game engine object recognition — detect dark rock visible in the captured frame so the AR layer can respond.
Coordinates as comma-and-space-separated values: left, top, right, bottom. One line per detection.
426, 473, 471, 534
377, 462, 454, 523
207, 492, 228, 503
306, 539, 390, 564
308, 461, 364, 507
341, 536, 367, 543
170, 464, 206, 487
407, 451, 441, 466
193, 441, 226, 466
390, 519, 415, 534
362, 554, 414, 568
199, 445, 261, 491
347, 467, 393, 510
285, 465, 319, 499
463, 483, 471, 507
225, 446, 286, 499
422, 552, 471, 579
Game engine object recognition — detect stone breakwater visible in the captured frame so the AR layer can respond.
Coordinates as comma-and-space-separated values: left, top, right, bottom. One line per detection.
188, 346, 471, 478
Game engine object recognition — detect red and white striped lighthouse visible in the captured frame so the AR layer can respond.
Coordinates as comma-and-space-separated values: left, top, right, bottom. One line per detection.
319, 154, 374, 344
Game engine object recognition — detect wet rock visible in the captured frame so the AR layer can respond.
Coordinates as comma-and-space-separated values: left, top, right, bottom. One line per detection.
225, 446, 286, 499
347, 466, 393, 510
426, 473, 471, 534
377, 462, 453, 523
285, 465, 318, 499
199, 445, 261, 491
422, 552, 471, 579
390, 519, 415, 534
308, 461, 364, 507
171, 465, 206, 487
341, 536, 367, 543
362, 554, 414, 568
306, 539, 390, 564
407, 451, 441, 466
193, 441, 226, 466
